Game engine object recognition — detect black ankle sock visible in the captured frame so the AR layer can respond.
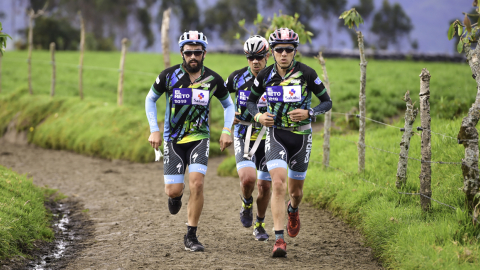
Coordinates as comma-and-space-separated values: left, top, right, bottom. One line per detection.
288, 203, 298, 213
172, 193, 183, 201
187, 226, 197, 237
256, 216, 265, 223
243, 196, 253, 204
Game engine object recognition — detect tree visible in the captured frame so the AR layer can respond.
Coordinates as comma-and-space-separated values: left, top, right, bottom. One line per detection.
370, 0, 413, 50
0, 22, 12, 56
447, 1, 480, 212
347, 0, 375, 48
203, 0, 258, 44
29, 17, 80, 50
158, 0, 200, 34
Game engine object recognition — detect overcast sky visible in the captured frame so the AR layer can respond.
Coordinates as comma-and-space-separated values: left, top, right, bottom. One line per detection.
0, 0, 469, 54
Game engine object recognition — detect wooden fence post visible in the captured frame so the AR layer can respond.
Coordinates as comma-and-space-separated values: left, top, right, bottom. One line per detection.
396, 91, 418, 188
316, 52, 332, 167
27, 6, 46, 95
161, 8, 171, 69
78, 11, 85, 100
117, 38, 128, 106
419, 68, 432, 211
458, 44, 480, 209
27, 10, 34, 95
357, 31, 368, 173
50, 42, 56, 97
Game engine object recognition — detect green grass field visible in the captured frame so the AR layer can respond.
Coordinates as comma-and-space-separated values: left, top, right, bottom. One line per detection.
1, 51, 476, 120
0, 165, 64, 260
1, 50, 480, 268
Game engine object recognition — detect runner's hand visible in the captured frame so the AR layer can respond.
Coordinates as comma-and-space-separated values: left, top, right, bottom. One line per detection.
219, 133, 232, 152
259, 112, 275, 127
148, 131, 162, 149
233, 112, 241, 125
287, 109, 309, 122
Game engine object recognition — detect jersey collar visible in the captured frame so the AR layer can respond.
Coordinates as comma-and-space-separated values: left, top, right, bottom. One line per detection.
273, 59, 297, 75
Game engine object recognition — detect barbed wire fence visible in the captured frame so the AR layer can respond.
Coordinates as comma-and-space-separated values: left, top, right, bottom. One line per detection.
314, 110, 479, 223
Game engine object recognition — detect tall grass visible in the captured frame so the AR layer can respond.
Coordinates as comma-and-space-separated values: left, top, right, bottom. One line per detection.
0, 166, 58, 260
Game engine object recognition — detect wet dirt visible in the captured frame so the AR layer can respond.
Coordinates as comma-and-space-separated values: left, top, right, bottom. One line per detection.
0, 141, 382, 270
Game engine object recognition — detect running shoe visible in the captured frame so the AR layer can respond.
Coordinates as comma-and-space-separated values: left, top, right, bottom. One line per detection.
239, 196, 253, 227
184, 234, 205, 252
272, 238, 287, 257
253, 222, 269, 241
286, 201, 300, 237
168, 197, 182, 215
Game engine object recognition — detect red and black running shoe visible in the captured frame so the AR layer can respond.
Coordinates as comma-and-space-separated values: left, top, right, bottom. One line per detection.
272, 238, 287, 257
286, 201, 300, 237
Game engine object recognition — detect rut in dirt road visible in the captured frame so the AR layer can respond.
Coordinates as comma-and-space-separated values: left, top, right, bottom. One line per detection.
0, 141, 382, 270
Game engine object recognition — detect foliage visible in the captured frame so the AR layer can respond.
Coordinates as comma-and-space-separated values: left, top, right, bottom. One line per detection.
46, 0, 153, 49
158, 0, 200, 36
0, 165, 56, 260
447, 2, 480, 54
235, 11, 313, 51
339, 8, 365, 29
0, 22, 12, 56
204, 0, 258, 44
370, 0, 413, 50
26, 17, 80, 50
265, 12, 313, 45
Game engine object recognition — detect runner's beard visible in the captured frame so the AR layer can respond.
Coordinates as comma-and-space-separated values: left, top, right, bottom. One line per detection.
183, 57, 204, 73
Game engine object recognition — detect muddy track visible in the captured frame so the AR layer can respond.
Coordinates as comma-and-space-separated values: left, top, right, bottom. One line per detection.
0, 141, 382, 270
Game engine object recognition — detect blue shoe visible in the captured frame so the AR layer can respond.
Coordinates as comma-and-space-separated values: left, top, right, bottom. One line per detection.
239, 196, 253, 228
253, 221, 269, 241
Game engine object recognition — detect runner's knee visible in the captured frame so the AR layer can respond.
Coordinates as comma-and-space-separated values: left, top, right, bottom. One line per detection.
165, 184, 183, 198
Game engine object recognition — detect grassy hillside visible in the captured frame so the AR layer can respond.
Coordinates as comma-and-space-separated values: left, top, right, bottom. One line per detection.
0, 166, 62, 260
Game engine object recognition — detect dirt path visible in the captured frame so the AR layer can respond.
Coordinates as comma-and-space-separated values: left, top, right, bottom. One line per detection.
0, 141, 382, 270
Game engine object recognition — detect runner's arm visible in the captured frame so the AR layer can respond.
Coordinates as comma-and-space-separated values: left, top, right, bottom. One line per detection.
145, 73, 168, 132
246, 75, 265, 117
308, 71, 332, 115
145, 88, 162, 132
219, 94, 235, 129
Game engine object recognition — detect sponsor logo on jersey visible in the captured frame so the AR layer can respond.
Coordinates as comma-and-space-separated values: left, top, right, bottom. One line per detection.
258, 93, 267, 107
254, 78, 259, 87
314, 77, 322, 85
177, 163, 182, 173
291, 160, 297, 166
291, 79, 301, 84
279, 150, 286, 159
283, 86, 301, 102
192, 152, 198, 163
201, 83, 210, 88
156, 77, 160, 84
305, 134, 313, 163
192, 89, 209, 105
165, 178, 175, 183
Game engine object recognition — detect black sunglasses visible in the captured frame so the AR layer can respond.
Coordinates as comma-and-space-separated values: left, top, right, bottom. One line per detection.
183, 50, 204, 57
247, 55, 265, 61
273, 47, 295, 54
